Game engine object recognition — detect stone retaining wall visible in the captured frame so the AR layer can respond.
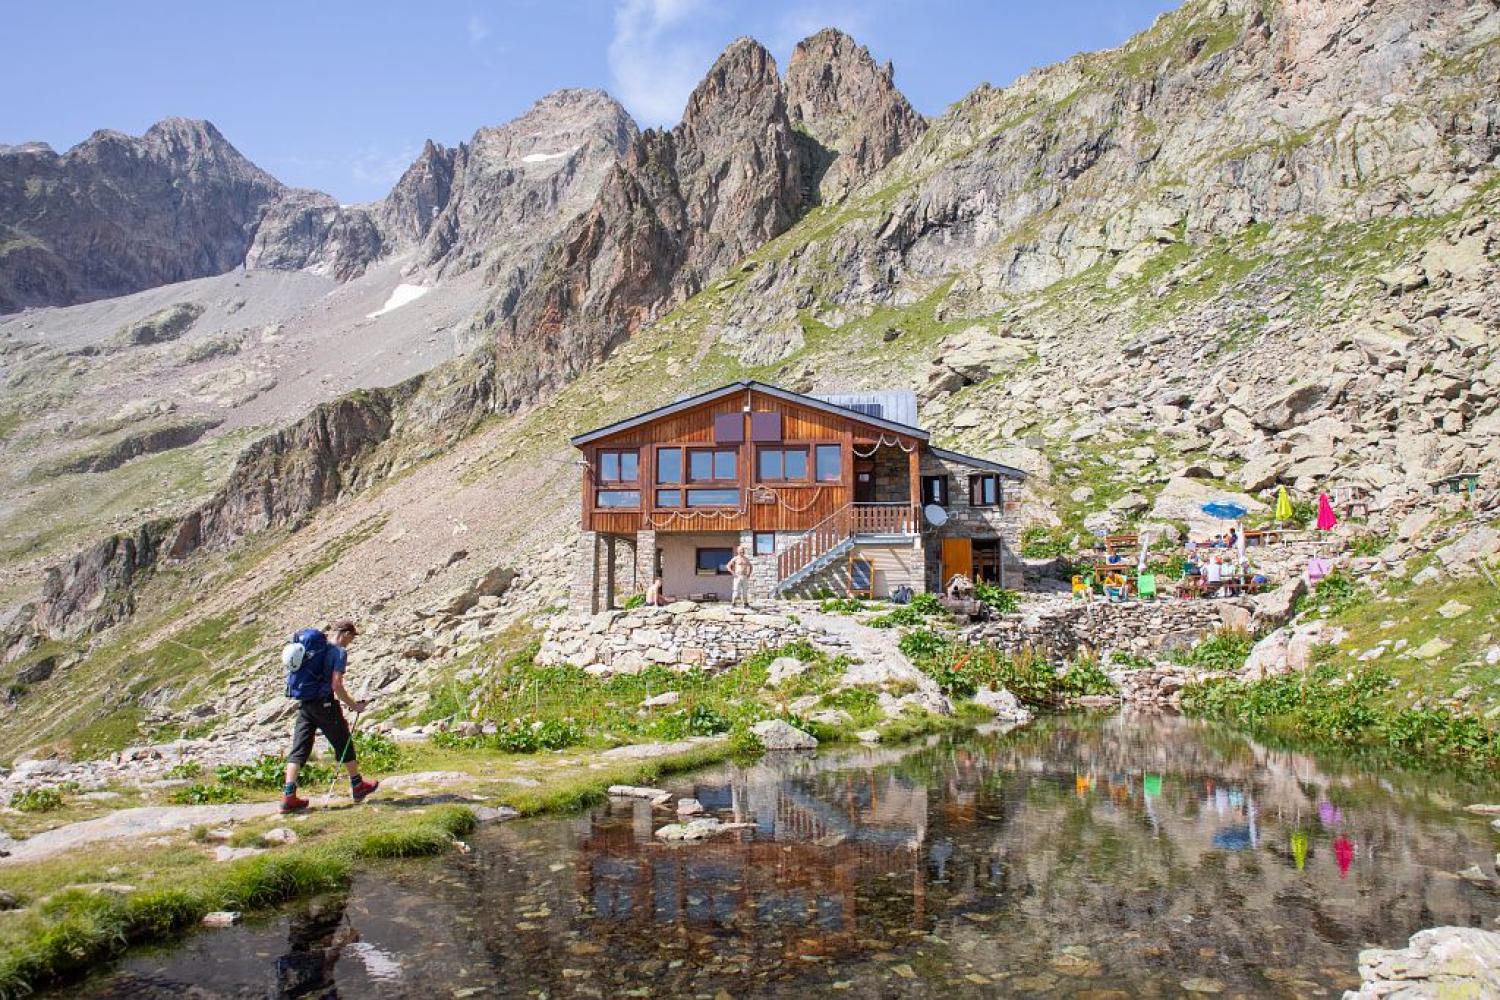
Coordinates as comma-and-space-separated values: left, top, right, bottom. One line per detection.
537, 601, 814, 675
963, 597, 1248, 663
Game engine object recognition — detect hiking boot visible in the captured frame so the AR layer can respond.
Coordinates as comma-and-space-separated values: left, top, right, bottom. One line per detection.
280, 792, 310, 814
351, 779, 380, 803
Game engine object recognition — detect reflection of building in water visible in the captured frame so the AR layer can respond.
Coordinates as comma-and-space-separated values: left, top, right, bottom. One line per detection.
575, 762, 935, 951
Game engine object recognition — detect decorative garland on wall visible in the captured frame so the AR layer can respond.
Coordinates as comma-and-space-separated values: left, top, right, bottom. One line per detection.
851, 434, 917, 458
641, 486, 827, 529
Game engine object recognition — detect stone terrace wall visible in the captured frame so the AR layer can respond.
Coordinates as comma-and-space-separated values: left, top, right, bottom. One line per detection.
963, 597, 1248, 663
537, 601, 814, 676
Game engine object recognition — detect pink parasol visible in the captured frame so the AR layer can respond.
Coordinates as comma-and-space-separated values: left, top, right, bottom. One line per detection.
1315, 492, 1338, 531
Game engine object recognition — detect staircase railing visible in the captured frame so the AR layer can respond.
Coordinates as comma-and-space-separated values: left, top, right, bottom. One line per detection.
776, 502, 921, 584
778, 504, 852, 582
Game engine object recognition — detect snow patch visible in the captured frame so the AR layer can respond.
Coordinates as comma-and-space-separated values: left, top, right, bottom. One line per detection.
366, 283, 430, 319
521, 150, 572, 163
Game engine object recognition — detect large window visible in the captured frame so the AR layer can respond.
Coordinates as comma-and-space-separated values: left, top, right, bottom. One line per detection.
695, 547, 733, 576
598, 449, 638, 484
970, 473, 1001, 508
686, 488, 740, 507
757, 446, 809, 482
922, 475, 950, 506
815, 444, 841, 482
596, 490, 641, 508
688, 448, 737, 483
655, 447, 682, 484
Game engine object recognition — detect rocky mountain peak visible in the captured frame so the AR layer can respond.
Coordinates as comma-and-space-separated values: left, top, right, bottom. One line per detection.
380, 139, 457, 244
784, 27, 927, 201
681, 37, 784, 131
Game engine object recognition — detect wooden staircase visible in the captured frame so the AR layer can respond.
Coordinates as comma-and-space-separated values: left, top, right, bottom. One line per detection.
775, 503, 920, 594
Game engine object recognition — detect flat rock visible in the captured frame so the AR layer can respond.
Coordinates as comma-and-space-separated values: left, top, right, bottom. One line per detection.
202, 911, 242, 927
213, 846, 264, 863
677, 797, 704, 816
765, 656, 807, 686
260, 827, 298, 846
974, 686, 1034, 723
654, 818, 755, 842
607, 785, 672, 805
1436, 600, 1472, 619
640, 691, 680, 708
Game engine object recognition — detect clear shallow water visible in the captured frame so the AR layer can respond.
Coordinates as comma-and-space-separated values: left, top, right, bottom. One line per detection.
72, 713, 1500, 998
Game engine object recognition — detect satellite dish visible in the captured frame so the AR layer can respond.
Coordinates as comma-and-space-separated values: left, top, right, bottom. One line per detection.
923, 504, 949, 527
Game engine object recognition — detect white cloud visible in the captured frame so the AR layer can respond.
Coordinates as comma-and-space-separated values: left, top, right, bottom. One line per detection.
608, 0, 712, 127
769, 4, 872, 56
467, 13, 490, 45
351, 145, 420, 193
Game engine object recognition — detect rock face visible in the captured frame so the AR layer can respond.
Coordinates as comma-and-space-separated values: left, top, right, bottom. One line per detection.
1343, 926, 1500, 999
0, 119, 283, 312
481, 32, 925, 410
783, 28, 927, 201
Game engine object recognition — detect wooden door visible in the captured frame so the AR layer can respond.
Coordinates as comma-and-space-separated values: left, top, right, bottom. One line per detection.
854, 460, 875, 503
941, 538, 973, 583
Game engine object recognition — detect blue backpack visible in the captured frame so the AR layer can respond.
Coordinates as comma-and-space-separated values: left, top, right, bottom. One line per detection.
282, 628, 334, 701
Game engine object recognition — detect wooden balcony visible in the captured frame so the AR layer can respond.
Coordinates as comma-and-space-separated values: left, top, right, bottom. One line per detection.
850, 502, 921, 536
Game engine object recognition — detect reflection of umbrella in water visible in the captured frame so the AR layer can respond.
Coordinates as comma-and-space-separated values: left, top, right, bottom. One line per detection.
1291, 830, 1309, 870
1143, 774, 1163, 797
1213, 824, 1253, 851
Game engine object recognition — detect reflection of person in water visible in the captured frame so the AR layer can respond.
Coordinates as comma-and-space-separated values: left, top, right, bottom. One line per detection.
276, 897, 358, 998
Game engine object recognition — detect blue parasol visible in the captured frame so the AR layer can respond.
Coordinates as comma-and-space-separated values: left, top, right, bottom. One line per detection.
1201, 500, 1249, 520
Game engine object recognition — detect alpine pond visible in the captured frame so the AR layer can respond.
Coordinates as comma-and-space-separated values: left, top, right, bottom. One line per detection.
66, 713, 1500, 997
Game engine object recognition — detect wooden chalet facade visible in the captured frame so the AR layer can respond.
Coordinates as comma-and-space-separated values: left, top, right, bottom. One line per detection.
568, 381, 1025, 613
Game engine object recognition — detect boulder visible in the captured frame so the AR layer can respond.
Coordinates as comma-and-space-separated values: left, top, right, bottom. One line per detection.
202, 911, 242, 928
1435, 526, 1499, 571
765, 656, 808, 686
261, 827, 298, 846
1343, 927, 1500, 1000
1150, 478, 1265, 532
1251, 577, 1306, 629
973, 686, 1034, 723
1254, 384, 1327, 432
640, 691, 681, 708
750, 719, 818, 751
14, 657, 56, 685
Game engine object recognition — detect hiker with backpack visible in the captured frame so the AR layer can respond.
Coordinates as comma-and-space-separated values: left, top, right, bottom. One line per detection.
280, 620, 379, 813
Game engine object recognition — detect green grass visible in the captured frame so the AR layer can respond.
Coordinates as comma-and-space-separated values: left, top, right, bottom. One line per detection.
0, 805, 476, 997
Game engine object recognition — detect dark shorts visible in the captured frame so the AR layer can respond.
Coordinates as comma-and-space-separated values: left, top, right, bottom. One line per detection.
287, 698, 356, 766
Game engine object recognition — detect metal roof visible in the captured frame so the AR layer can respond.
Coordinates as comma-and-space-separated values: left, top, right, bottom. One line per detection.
927, 445, 1028, 480
811, 390, 919, 430
569, 380, 932, 447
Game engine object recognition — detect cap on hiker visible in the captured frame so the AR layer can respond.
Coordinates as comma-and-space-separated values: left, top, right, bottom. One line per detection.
332, 619, 358, 637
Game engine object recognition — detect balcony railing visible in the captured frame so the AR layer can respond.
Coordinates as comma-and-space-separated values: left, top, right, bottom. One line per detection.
850, 502, 920, 535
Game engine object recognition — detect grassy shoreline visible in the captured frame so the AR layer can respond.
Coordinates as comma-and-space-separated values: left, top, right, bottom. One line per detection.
0, 715, 975, 998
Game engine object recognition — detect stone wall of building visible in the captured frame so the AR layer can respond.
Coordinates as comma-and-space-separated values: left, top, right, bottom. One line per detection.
537, 601, 814, 675
920, 453, 1025, 587
963, 597, 1246, 663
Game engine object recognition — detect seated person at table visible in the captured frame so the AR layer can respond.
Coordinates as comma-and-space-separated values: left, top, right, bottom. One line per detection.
1105, 549, 1123, 565
1103, 572, 1127, 601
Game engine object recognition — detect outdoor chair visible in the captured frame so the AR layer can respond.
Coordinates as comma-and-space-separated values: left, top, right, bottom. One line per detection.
1071, 575, 1088, 599
1137, 573, 1158, 601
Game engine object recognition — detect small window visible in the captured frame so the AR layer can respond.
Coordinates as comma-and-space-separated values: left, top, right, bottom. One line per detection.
598, 449, 638, 484
757, 446, 809, 482
922, 475, 949, 506
655, 489, 682, 508
815, 444, 841, 482
753, 532, 776, 555
686, 488, 740, 507
689, 449, 737, 482
596, 490, 640, 508
656, 448, 682, 484
970, 474, 1001, 507
696, 547, 733, 575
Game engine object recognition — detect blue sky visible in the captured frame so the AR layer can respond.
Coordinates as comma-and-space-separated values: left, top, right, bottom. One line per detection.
1, 1, 1178, 203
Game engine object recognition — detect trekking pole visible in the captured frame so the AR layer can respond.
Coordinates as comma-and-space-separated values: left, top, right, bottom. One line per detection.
323, 707, 363, 804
